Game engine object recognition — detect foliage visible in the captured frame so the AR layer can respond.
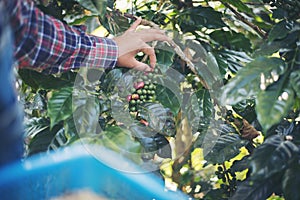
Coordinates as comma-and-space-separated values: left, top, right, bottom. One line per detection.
19, 0, 300, 199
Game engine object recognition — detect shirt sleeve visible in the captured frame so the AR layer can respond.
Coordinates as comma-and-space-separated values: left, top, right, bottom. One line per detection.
6, 0, 118, 74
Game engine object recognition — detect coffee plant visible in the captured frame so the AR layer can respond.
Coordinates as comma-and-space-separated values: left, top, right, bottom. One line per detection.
19, 0, 299, 199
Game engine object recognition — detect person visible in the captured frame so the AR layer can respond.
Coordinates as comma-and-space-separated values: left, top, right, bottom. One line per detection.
0, 0, 170, 167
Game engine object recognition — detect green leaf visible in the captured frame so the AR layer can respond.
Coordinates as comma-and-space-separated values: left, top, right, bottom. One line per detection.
231, 155, 251, 173
268, 20, 291, 42
232, 99, 257, 123
156, 49, 175, 73
153, 133, 171, 158
106, 69, 137, 99
250, 135, 299, 180
47, 87, 73, 128
257, 79, 295, 131
75, 125, 142, 163
31, 92, 47, 112
272, 8, 288, 19
105, 126, 141, 151
194, 61, 215, 89
282, 164, 300, 200
253, 41, 284, 57
25, 117, 49, 138
73, 97, 100, 136
205, 188, 228, 200
129, 123, 157, 138
196, 89, 213, 117
101, 68, 124, 93
204, 134, 246, 164
178, 40, 218, 86
129, 126, 171, 160
18, 69, 73, 90
196, 123, 235, 148
64, 116, 80, 143
216, 49, 252, 74
254, 31, 300, 57
99, 10, 130, 34
68, 15, 95, 26
48, 128, 68, 151
136, 103, 161, 124
74, 0, 106, 18
27, 119, 62, 156
155, 84, 180, 114
137, 10, 156, 21
221, 0, 253, 14
204, 133, 247, 164
178, 6, 226, 31
210, 30, 252, 52
231, 177, 281, 200
193, 6, 226, 29
219, 57, 287, 105
290, 70, 300, 98
97, 126, 142, 163
139, 103, 175, 137
206, 52, 223, 86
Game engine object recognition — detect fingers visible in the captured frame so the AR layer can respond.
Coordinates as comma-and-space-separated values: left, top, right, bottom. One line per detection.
136, 29, 171, 43
140, 47, 156, 68
130, 47, 156, 71
116, 52, 154, 72
117, 17, 172, 71
132, 62, 153, 72
127, 17, 142, 32
126, 18, 170, 43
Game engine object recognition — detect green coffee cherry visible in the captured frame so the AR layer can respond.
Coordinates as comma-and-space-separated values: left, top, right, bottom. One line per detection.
130, 107, 136, 112
130, 100, 136, 105
142, 89, 148, 95
137, 89, 143, 95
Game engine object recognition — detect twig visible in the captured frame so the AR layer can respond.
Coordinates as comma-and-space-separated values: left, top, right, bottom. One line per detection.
244, 2, 265, 6
222, 2, 267, 38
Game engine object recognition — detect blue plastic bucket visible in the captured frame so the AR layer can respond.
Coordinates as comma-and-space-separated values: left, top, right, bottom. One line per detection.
0, 145, 190, 200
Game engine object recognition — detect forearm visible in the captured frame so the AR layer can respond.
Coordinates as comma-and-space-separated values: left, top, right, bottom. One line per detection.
6, 0, 118, 74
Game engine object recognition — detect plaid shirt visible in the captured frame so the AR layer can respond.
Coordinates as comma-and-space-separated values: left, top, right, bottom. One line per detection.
3, 0, 118, 74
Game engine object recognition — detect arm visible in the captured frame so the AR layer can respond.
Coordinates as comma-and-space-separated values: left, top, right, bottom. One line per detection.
6, 0, 118, 74
4, 0, 170, 73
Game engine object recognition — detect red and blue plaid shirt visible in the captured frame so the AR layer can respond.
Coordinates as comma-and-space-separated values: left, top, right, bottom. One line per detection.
3, 0, 118, 74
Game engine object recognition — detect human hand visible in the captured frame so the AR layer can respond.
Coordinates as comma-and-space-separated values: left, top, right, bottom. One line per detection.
113, 17, 170, 71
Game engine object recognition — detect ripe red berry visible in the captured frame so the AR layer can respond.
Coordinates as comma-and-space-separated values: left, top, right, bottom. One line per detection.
131, 94, 140, 100
134, 81, 145, 90
126, 95, 132, 102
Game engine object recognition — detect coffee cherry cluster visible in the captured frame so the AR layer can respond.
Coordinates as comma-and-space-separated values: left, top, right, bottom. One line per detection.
127, 79, 157, 113
263, 0, 300, 20
215, 166, 237, 196
126, 70, 159, 124
126, 71, 176, 137
125, 70, 175, 160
